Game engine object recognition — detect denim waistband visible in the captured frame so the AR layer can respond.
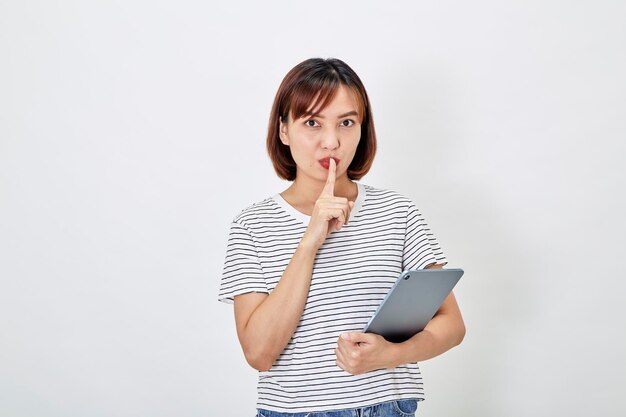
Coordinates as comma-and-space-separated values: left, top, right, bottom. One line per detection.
256, 398, 419, 417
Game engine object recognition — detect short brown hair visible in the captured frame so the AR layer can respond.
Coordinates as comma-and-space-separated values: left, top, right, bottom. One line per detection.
266, 58, 377, 181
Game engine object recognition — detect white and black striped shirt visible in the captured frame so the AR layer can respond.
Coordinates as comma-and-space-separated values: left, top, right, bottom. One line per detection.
218, 183, 447, 413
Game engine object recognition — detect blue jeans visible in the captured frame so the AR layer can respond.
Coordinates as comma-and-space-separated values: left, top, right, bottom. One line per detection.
257, 399, 418, 417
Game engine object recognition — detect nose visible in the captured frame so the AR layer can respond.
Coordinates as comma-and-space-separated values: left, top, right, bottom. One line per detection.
320, 127, 339, 150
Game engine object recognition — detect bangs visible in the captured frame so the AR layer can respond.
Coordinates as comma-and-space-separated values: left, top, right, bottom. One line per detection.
286, 77, 365, 122
267, 57, 376, 181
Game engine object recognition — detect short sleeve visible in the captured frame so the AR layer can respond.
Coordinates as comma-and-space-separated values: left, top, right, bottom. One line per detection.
402, 203, 448, 270
218, 221, 269, 304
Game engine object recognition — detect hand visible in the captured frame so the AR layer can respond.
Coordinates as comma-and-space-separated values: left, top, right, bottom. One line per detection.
301, 159, 355, 250
335, 332, 397, 375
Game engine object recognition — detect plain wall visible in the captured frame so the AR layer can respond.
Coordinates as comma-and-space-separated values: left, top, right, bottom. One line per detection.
1, 1, 625, 416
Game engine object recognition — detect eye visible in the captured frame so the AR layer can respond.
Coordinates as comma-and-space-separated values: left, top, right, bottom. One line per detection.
341, 119, 355, 127
305, 119, 320, 127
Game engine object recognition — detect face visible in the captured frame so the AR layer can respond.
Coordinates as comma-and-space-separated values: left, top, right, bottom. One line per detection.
279, 85, 362, 183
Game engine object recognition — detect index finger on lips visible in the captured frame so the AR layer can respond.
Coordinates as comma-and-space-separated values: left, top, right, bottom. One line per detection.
321, 158, 336, 197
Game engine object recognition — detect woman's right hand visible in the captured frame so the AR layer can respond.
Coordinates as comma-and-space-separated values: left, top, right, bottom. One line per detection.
301, 158, 355, 251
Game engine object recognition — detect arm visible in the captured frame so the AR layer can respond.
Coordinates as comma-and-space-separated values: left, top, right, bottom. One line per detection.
335, 264, 466, 374
233, 242, 317, 371
234, 159, 353, 371
387, 263, 465, 365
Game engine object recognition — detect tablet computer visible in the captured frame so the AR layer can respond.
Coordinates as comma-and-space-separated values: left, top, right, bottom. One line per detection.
363, 268, 464, 343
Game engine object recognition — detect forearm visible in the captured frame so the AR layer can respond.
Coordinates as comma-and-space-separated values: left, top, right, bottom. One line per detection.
241, 241, 317, 369
388, 310, 466, 367
236, 167, 352, 370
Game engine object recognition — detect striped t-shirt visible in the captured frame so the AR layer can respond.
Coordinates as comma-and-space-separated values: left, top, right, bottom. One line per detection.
218, 183, 447, 413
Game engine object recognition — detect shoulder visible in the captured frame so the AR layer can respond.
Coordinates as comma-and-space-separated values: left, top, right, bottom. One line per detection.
360, 183, 415, 208
230, 196, 283, 227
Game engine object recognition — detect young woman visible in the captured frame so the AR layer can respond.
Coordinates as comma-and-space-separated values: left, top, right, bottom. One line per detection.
219, 58, 465, 417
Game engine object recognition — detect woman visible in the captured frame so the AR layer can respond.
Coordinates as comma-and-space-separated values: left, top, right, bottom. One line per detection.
219, 58, 465, 417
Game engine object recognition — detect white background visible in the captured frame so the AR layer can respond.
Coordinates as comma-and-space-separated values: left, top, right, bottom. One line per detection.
1, 1, 625, 416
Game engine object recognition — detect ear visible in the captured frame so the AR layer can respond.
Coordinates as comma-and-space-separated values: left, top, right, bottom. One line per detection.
279, 117, 289, 146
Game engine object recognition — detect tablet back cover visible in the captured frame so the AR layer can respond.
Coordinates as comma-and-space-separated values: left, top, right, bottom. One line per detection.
363, 268, 464, 342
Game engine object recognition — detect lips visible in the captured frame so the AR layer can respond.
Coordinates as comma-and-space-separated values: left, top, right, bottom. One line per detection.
319, 157, 340, 169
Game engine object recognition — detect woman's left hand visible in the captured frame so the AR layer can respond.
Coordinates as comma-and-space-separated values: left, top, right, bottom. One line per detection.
335, 332, 397, 375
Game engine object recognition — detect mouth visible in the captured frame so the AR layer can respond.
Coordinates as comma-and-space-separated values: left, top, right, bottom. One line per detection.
319, 157, 340, 170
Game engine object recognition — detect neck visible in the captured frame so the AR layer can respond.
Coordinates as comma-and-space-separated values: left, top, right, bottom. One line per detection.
281, 174, 358, 213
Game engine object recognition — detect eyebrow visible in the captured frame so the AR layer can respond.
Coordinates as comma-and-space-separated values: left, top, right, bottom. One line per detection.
306, 110, 359, 119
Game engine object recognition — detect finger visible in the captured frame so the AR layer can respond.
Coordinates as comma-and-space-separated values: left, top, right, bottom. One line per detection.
345, 200, 354, 225
339, 332, 362, 347
321, 158, 336, 197
328, 218, 345, 234
335, 349, 347, 372
339, 336, 350, 347
344, 332, 374, 345
326, 219, 336, 235
336, 347, 350, 368
322, 208, 347, 231
336, 339, 346, 354
335, 214, 346, 231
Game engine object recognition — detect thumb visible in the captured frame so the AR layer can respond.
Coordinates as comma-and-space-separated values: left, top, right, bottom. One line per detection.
341, 332, 371, 343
